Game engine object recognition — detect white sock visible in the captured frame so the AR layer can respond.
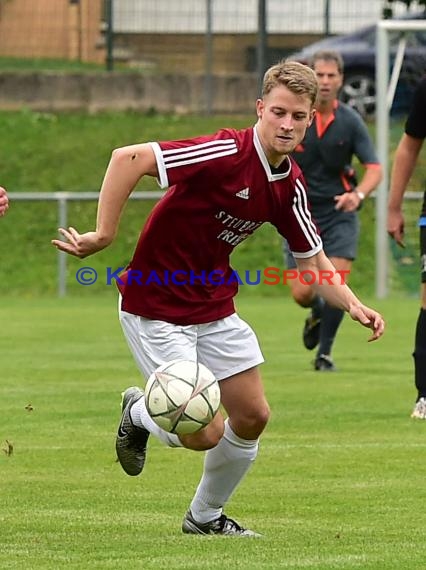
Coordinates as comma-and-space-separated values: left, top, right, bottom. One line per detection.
130, 396, 182, 448
189, 419, 259, 523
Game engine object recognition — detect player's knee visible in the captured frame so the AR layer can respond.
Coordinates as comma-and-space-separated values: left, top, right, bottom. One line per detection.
252, 403, 271, 432
232, 402, 270, 439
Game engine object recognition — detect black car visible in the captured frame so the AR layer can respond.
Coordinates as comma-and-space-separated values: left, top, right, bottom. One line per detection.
287, 11, 426, 118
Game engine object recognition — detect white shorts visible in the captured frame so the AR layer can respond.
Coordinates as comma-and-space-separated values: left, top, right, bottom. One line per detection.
118, 303, 264, 382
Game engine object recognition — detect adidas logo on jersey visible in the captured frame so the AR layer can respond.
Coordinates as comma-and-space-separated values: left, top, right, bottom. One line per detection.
235, 187, 250, 199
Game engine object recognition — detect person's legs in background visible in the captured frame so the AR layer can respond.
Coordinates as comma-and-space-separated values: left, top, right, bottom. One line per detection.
312, 256, 352, 371
283, 239, 324, 354
283, 232, 354, 371
411, 224, 426, 418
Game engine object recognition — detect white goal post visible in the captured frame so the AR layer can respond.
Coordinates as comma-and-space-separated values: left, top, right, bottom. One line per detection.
375, 18, 426, 298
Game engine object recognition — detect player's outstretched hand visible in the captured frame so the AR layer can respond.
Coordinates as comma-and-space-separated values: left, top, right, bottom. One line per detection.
51, 226, 110, 258
0, 186, 9, 216
348, 303, 385, 342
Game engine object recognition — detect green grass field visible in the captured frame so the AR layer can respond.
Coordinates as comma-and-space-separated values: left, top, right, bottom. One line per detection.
1, 109, 424, 298
1, 295, 424, 570
1, 106, 426, 567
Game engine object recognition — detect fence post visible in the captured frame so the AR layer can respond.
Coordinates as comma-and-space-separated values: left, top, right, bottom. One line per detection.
57, 196, 68, 298
257, 0, 267, 96
105, 0, 114, 71
375, 22, 390, 299
324, 0, 331, 35
205, 0, 213, 115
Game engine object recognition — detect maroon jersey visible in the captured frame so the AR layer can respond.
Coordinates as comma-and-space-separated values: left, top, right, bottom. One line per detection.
120, 126, 322, 325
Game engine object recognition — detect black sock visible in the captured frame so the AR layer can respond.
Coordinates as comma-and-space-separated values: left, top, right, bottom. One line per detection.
310, 295, 325, 320
413, 308, 426, 399
317, 303, 345, 356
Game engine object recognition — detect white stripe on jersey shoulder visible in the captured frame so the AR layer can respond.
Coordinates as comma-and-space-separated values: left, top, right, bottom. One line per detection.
165, 147, 238, 169
163, 142, 236, 164
163, 139, 237, 169
291, 178, 322, 250
150, 139, 238, 188
253, 125, 291, 181
162, 138, 237, 156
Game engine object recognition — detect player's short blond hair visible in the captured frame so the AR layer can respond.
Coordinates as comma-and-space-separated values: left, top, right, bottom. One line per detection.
262, 60, 318, 106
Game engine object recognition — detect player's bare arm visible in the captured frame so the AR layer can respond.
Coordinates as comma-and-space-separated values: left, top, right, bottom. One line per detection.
387, 134, 423, 247
295, 250, 385, 341
0, 186, 9, 216
51, 143, 158, 258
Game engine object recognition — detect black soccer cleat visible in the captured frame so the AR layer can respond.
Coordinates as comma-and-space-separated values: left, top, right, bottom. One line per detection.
115, 386, 150, 476
182, 510, 261, 537
302, 312, 321, 350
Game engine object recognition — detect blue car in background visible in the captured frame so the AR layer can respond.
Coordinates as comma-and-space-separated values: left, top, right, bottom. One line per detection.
287, 11, 426, 119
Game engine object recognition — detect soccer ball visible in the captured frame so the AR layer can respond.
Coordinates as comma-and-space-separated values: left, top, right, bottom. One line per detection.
145, 359, 221, 435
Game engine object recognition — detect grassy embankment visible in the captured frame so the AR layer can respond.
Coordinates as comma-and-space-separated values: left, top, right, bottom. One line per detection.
0, 109, 420, 298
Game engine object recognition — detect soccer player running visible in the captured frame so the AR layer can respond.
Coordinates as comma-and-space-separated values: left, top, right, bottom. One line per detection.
52, 60, 384, 536
388, 76, 426, 419
284, 50, 383, 371
0, 186, 9, 216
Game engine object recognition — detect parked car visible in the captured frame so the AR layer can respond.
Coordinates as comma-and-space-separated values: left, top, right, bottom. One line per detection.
286, 11, 426, 119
